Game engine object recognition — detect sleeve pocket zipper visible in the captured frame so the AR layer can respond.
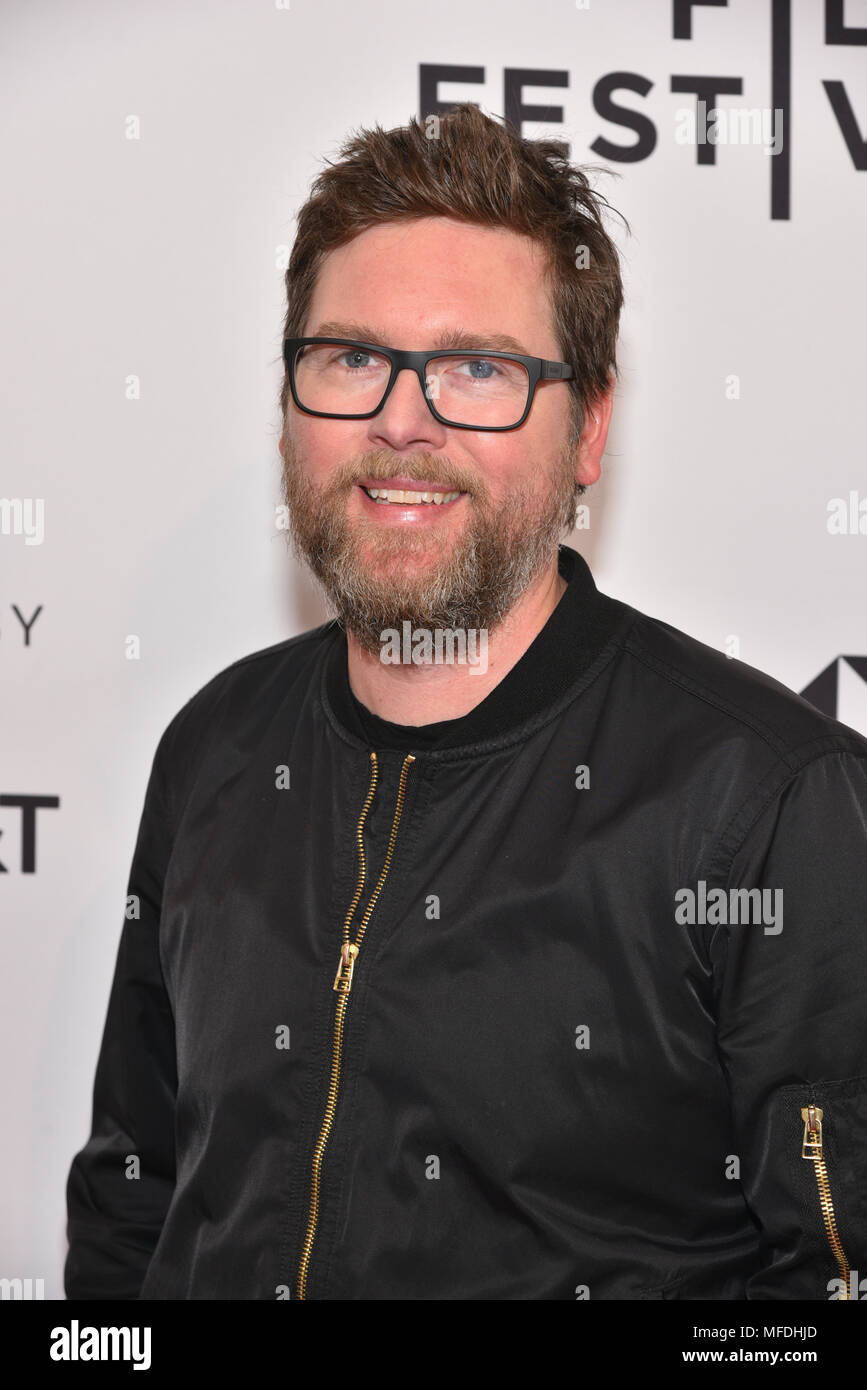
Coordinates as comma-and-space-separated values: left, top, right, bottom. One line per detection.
800, 1103, 853, 1300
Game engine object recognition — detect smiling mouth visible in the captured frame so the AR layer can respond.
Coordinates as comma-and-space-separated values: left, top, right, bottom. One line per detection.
360, 485, 464, 506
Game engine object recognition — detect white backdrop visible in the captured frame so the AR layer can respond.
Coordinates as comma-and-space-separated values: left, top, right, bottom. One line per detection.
2, 0, 865, 1297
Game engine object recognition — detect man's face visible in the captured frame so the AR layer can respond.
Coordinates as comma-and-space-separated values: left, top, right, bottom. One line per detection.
280, 216, 590, 654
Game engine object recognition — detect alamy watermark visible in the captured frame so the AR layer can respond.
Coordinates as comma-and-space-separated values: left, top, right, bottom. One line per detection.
380, 623, 489, 675
828, 1270, 867, 1300
0, 498, 44, 545
675, 101, 784, 156
49, 1321, 151, 1371
675, 880, 783, 935
0, 1275, 44, 1299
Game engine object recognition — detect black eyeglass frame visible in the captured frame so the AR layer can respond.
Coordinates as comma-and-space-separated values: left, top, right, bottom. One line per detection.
282, 337, 575, 433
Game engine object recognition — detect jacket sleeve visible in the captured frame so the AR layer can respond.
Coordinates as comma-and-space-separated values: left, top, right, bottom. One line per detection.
64, 721, 179, 1300
709, 747, 867, 1300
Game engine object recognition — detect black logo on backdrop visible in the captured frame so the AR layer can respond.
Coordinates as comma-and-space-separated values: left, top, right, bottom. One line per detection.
421, 0, 866, 220
0, 796, 60, 874
801, 655, 867, 728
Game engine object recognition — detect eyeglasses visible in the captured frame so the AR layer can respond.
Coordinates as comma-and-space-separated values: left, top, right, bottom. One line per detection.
282, 337, 575, 432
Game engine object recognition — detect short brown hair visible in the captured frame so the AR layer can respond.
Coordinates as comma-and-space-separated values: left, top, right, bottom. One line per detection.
279, 103, 628, 442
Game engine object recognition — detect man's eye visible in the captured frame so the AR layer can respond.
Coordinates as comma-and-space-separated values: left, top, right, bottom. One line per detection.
457, 357, 498, 379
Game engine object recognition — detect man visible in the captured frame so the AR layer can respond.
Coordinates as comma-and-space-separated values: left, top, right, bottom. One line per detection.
65, 104, 867, 1301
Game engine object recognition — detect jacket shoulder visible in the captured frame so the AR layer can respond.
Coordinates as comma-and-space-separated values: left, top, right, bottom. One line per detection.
149, 620, 337, 814
166, 620, 334, 729
622, 607, 867, 766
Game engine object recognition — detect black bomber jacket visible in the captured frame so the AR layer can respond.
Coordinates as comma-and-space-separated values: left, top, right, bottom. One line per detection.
64, 544, 867, 1300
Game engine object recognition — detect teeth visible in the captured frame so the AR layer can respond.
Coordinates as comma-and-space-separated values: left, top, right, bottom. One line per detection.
365, 487, 461, 505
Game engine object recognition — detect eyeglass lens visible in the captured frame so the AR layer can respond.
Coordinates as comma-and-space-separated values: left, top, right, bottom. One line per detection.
293, 342, 530, 427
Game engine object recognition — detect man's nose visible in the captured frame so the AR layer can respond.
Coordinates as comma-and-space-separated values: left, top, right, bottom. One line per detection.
370, 366, 446, 443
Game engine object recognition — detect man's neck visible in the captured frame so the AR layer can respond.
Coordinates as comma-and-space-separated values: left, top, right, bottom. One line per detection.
345, 557, 567, 726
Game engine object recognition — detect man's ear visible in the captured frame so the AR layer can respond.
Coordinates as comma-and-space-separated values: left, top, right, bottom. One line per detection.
574, 373, 615, 489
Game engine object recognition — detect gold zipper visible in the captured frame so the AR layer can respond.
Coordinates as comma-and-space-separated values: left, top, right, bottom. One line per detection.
295, 749, 416, 1300
800, 1104, 852, 1299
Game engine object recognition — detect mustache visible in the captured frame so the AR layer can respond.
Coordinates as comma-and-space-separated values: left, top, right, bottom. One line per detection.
330, 453, 477, 496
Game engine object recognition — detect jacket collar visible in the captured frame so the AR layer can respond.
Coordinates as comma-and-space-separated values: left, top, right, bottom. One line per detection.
320, 543, 634, 757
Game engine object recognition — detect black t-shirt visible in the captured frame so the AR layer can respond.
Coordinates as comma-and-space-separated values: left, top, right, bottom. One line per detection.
346, 547, 573, 752
350, 696, 463, 751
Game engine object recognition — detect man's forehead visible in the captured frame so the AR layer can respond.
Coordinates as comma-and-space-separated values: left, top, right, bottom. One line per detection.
313, 217, 547, 290
331, 214, 542, 254
304, 219, 556, 351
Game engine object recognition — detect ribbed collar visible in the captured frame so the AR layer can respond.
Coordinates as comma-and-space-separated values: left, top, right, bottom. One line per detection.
320, 543, 634, 758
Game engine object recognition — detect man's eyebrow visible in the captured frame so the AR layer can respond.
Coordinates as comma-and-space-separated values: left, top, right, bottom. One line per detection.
311, 321, 534, 356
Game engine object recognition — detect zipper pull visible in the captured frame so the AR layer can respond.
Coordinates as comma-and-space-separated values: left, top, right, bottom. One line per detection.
333, 942, 359, 993
801, 1104, 824, 1160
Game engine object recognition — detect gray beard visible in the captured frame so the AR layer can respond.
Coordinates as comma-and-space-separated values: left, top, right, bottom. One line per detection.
280, 440, 581, 656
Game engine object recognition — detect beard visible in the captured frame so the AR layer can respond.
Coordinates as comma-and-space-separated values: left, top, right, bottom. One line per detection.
280, 432, 583, 657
